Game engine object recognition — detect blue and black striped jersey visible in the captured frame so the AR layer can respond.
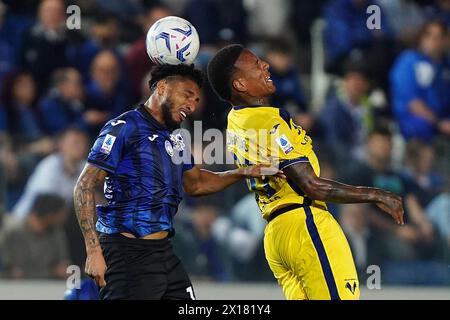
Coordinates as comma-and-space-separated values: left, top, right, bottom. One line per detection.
87, 104, 194, 237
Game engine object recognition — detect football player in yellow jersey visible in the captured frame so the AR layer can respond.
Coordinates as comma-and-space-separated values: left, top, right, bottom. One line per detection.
207, 45, 405, 300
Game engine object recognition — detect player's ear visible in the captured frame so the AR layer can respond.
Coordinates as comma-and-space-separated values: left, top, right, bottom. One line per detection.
156, 80, 167, 97
232, 78, 246, 93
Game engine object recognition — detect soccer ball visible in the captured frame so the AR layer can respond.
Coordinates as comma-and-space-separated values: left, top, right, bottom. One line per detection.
146, 16, 200, 65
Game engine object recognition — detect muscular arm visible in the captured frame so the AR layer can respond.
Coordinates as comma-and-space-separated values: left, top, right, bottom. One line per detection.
284, 162, 404, 224
73, 163, 108, 286
73, 163, 108, 252
183, 165, 283, 197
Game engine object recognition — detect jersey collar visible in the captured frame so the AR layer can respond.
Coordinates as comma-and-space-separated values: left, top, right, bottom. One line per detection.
232, 104, 273, 110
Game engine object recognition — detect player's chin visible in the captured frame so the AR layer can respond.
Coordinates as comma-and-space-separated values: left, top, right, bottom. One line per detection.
266, 82, 276, 93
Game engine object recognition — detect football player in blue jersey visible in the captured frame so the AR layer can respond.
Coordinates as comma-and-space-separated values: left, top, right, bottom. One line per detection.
73, 64, 281, 300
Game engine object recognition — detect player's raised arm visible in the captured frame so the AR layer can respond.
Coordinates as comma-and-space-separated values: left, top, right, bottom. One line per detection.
183, 164, 284, 196
73, 163, 109, 287
284, 162, 405, 225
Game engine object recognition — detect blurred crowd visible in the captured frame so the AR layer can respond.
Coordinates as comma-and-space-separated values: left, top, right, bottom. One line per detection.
0, 0, 449, 286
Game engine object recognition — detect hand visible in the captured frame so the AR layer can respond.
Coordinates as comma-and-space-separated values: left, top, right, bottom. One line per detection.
396, 225, 420, 243
437, 119, 450, 136
85, 250, 107, 288
242, 164, 286, 179
375, 191, 404, 225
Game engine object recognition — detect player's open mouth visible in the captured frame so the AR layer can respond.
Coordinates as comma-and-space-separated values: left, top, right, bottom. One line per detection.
180, 111, 187, 120
265, 75, 272, 83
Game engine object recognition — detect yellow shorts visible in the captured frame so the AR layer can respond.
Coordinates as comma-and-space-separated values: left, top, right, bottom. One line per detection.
264, 205, 359, 300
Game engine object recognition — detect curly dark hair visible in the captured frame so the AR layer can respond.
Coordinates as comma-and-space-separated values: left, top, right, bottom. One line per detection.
148, 64, 204, 93
207, 44, 244, 101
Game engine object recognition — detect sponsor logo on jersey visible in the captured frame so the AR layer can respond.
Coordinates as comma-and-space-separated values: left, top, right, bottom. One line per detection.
100, 134, 116, 154
111, 120, 126, 126
276, 134, 294, 154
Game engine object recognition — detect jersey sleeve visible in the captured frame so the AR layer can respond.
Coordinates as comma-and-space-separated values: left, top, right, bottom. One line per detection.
268, 109, 312, 170
87, 119, 132, 174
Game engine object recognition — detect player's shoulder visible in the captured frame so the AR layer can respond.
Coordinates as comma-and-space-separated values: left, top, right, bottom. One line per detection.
99, 108, 140, 138
105, 108, 140, 128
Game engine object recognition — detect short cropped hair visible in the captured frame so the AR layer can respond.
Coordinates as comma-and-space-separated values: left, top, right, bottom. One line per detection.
31, 193, 66, 218
368, 121, 392, 139
207, 44, 244, 101
148, 64, 204, 93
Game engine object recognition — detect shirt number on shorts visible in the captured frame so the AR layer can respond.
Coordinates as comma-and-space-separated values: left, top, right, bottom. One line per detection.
186, 286, 196, 300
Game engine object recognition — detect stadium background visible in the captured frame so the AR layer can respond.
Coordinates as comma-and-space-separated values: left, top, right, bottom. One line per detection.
0, 0, 449, 299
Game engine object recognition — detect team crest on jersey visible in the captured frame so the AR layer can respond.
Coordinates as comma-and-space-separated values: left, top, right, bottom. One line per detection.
169, 133, 186, 151
276, 134, 294, 154
345, 280, 358, 294
165, 140, 174, 157
100, 134, 116, 155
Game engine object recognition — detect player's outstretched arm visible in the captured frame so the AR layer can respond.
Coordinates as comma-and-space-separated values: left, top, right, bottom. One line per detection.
183, 164, 284, 196
284, 162, 404, 225
73, 163, 109, 287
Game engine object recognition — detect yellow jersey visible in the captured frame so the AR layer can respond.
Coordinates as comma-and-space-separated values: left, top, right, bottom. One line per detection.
227, 105, 326, 220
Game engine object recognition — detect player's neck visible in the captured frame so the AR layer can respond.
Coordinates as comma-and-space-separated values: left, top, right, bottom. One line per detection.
144, 98, 166, 127
231, 95, 270, 107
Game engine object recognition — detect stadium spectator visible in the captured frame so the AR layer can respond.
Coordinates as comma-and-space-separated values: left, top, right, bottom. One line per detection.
0, 71, 53, 209
183, 0, 248, 45
264, 40, 309, 125
0, 193, 70, 279
12, 127, 88, 219
0, 1, 33, 52
0, 3, 15, 88
340, 126, 437, 262
401, 139, 450, 254
173, 202, 233, 281
244, 0, 288, 38
19, 0, 70, 92
318, 60, 373, 163
289, 0, 327, 45
426, 0, 450, 27
84, 50, 130, 137
377, 0, 427, 48
402, 140, 446, 208
390, 20, 450, 141
74, 13, 122, 81
0, 71, 44, 144
126, 3, 171, 101
40, 68, 87, 135
215, 193, 273, 281
323, 0, 395, 88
